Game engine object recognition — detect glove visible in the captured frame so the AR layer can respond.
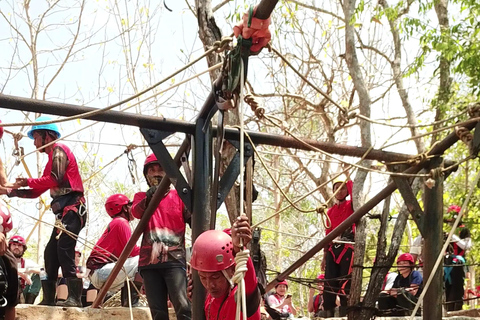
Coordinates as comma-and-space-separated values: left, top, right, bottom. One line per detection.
145, 185, 158, 207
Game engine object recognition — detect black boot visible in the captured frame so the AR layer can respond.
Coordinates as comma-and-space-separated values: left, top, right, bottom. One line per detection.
24, 292, 37, 304
339, 306, 348, 317
121, 281, 142, 307
39, 280, 56, 306
58, 278, 83, 307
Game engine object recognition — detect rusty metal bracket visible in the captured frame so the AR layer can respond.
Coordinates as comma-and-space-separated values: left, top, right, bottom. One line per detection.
141, 128, 192, 212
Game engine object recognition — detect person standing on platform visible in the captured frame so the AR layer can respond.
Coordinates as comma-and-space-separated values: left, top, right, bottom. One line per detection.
2, 116, 87, 307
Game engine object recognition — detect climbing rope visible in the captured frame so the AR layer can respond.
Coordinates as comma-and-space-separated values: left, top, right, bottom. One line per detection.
232, 249, 249, 320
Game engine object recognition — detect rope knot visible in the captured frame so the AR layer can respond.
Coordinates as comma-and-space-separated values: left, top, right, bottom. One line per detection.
467, 102, 480, 118
455, 126, 473, 146
244, 94, 264, 119
213, 36, 233, 53
316, 204, 331, 229
316, 204, 327, 215
408, 153, 428, 165
425, 167, 443, 189
125, 144, 137, 153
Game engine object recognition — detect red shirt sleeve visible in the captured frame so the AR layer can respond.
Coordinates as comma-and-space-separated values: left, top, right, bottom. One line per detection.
131, 192, 147, 219
27, 160, 59, 190
346, 180, 353, 198
245, 256, 258, 295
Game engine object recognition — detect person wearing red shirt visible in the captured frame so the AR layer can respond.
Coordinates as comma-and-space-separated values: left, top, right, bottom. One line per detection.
308, 274, 326, 318
190, 215, 261, 320
2, 116, 87, 307
322, 177, 355, 317
86, 194, 141, 307
131, 154, 191, 320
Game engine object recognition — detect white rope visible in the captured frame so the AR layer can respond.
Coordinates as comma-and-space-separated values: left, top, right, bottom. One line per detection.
409, 168, 480, 318
234, 59, 247, 320
232, 250, 249, 320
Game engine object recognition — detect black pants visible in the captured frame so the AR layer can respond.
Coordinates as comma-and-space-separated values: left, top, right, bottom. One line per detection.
44, 210, 84, 279
324, 244, 353, 311
445, 265, 465, 311
140, 267, 191, 320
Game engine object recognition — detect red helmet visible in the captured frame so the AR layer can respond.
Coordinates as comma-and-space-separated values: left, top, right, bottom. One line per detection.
0, 202, 12, 234
190, 230, 235, 272
9, 235, 26, 249
397, 253, 414, 264
143, 153, 160, 177
0, 120, 4, 140
317, 274, 325, 280
105, 194, 130, 217
276, 280, 288, 288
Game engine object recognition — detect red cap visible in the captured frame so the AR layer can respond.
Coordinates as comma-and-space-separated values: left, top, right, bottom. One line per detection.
276, 280, 288, 288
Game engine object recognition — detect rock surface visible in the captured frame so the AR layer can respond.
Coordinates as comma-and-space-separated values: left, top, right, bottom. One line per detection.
15, 305, 160, 320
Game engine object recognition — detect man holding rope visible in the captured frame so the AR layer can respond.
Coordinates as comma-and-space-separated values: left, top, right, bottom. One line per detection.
189, 215, 261, 320
1, 116, 87, 307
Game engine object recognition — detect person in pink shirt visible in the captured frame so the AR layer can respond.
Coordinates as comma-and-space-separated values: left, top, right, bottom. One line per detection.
131, 154, 191, 320
190, 215, 261, 320
86, 194, 141, 307
265, 280, 297, 319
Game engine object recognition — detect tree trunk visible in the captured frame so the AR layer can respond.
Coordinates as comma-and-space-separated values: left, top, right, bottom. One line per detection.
431, 0, 451, 144
378, 0, 425, 153
342, 0, 373, 318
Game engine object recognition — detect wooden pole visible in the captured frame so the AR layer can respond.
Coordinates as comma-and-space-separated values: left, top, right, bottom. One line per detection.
422, 158, 444, 320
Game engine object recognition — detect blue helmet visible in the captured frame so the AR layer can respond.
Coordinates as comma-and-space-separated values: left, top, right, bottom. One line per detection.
27, 116, 61, 139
